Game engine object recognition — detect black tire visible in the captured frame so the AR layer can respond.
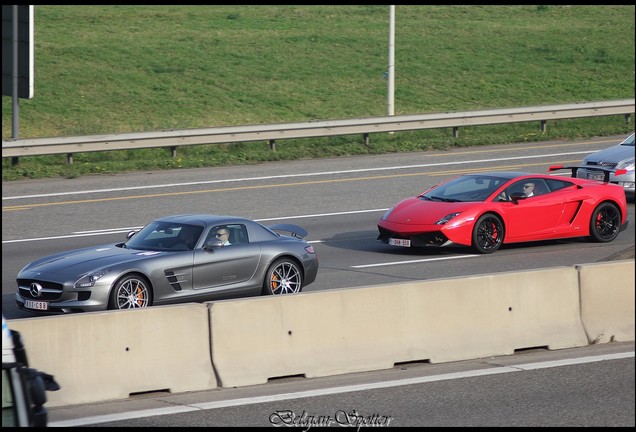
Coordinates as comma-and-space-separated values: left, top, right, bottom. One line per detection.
472, 213, 504, 254
108, 274, 152, 310
589, 202, 621, 243
262, 258, 303, 295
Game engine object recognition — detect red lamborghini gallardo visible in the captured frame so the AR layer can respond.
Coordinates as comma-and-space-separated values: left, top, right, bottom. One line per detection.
377, 165, 629, 254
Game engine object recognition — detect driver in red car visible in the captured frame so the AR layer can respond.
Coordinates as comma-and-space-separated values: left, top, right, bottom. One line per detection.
523, 182, 536, 197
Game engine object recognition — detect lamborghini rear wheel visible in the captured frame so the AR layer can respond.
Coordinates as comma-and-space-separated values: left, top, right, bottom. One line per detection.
589, 202, 621, 243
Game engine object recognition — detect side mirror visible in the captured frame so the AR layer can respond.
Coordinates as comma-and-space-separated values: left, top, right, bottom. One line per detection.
22, 367, 59, 427
203, 238, 224, 251
40, 371, 61, 392
24, 368, 47, 406
126, 230, 138, 240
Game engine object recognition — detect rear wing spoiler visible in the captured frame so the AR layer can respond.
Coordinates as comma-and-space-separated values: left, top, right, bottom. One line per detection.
548, 165, 627, 183
267, 223, 308, 239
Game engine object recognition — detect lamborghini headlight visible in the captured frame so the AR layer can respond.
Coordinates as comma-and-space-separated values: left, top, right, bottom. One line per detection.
435, 212, 461, 225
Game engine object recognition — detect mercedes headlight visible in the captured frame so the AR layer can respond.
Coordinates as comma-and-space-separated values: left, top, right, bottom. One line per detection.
75, 270, 109, 288
616, 158, 635, 172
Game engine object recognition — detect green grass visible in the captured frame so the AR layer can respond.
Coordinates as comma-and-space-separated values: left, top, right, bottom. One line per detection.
2, 5, 634, 181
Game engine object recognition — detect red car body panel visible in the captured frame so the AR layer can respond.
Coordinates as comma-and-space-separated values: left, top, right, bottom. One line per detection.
377, 171, 628, 251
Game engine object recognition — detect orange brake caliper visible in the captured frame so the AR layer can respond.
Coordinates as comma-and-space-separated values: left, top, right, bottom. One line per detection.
136, 286, 144, 306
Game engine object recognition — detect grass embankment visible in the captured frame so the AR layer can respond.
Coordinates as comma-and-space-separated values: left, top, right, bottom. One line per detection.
2, 5, 634, 181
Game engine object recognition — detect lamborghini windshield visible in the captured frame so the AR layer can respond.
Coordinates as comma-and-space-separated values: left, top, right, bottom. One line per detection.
420, 175, 508, 202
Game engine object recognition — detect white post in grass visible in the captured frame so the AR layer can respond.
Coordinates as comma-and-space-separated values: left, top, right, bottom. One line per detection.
387, 5, 395, 137
387, 5, 395, 118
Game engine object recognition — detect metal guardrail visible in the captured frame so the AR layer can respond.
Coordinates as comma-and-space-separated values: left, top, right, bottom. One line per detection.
2, 99, 634, 160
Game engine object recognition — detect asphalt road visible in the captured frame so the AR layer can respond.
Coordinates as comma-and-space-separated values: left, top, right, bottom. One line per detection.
2, 135, 635, 319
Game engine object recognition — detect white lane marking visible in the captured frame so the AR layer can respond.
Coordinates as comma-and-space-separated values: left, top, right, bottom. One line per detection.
2, 151, 592, 201
48, 351, 635, 427
1, 230, 138, 244
256, 208, 389, 221
351, 254, 479, 268
1, 209, 388, 244
74, 227, 143, 233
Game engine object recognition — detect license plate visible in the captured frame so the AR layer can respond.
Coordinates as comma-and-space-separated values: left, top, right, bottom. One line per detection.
587, 172, 605, 181
25, 300, 48, 311
389, 238, 411, 247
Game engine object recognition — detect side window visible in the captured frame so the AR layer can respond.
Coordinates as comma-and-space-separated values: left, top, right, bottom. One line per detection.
206, 224, 249, 245
545, 178, 574, 192
228, 224, 248, 245
511, 178, 550, 198
532, 179, 549, 196
508, 181, 527, 197
497, 178, 560, 202
206, 226, 227, 244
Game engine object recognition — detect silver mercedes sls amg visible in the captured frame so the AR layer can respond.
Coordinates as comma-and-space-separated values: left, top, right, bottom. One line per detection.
16, 214, 319, 314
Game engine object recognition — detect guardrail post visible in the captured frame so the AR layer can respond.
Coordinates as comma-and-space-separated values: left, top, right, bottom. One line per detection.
269, 139, 276, 151
363, 133, 369, 147
453, 127, 459, 139
540, 120, 547, 133
625, 113, 632, 124
170, 146, 177, 158
66, 153, 73, 164
11, 156, 18, 166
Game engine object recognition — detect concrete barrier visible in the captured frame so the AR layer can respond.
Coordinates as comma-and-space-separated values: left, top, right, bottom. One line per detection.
7, 303, 216, 407
577, 259, 635, 343
7, 261, 633, 406
209, 266, 589, 388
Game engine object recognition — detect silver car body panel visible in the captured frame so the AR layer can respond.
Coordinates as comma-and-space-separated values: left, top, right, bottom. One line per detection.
578, 133, 635, 197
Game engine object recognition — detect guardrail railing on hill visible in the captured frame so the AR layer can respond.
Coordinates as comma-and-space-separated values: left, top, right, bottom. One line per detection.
2, 99, 634, 163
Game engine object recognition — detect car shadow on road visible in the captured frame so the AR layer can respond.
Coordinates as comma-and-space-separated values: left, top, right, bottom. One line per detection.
320, 230, 473, 256
318, 229, 630, 257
